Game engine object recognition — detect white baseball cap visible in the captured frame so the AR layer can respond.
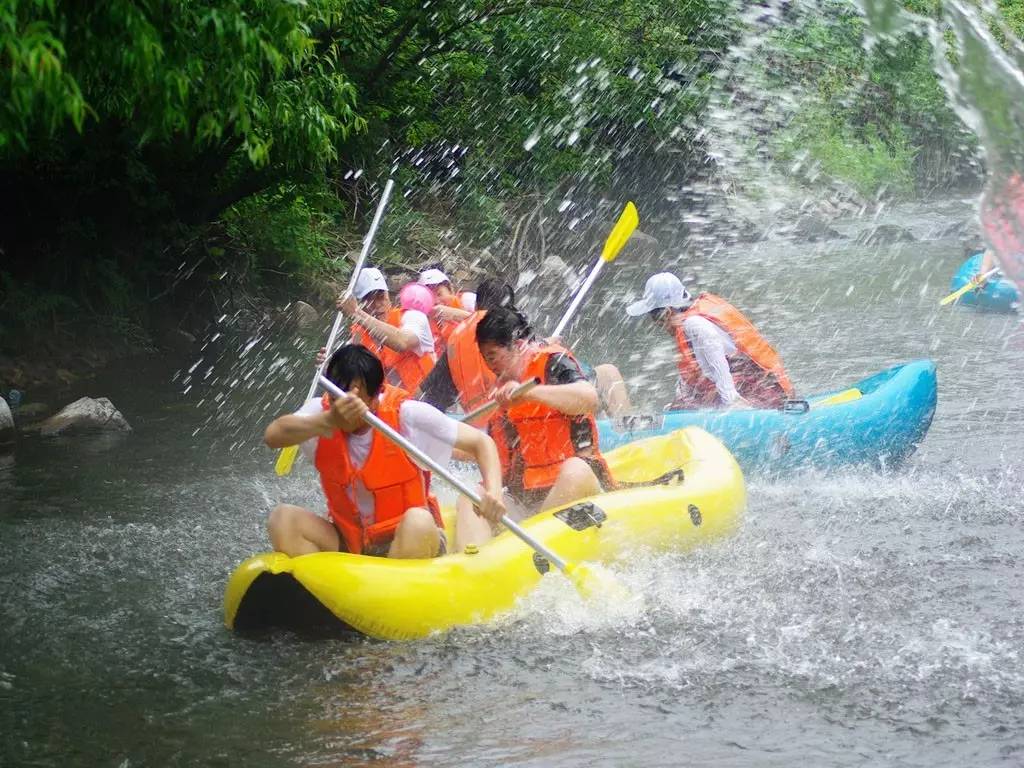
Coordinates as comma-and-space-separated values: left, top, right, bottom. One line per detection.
625, 273, 692, 317
353, 267, 388, 299
419, 268, 451, 286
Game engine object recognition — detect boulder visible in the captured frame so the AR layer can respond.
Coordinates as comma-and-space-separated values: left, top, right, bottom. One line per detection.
931, 218, 979, 241
856, 224, 916, 246
793, 214, 842, 242
291, 301, 320, 329
39, 397, 132, 437
0, 397, 13, 448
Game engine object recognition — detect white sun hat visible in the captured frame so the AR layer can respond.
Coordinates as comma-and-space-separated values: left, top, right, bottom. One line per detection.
418, 268, 451, 286
625, 272, 693, 316
353, 267, 388, 299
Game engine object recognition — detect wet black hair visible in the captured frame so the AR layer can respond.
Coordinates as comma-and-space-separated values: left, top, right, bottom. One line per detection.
475, 306, 533, 347
325, 344, 384, 396
474, 278, 516, 311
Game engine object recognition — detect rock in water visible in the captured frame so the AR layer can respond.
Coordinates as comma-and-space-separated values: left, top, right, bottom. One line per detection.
793, 214, 842, 242
40, 397, 132, 437
856, 224, 916, 246
0, 397, 13, 448
291, 301, 320, 329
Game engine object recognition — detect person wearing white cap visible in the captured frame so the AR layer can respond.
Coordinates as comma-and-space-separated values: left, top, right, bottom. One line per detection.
335, 267, 437, 393
626, 272, 795, 410
419, 268, 477, 356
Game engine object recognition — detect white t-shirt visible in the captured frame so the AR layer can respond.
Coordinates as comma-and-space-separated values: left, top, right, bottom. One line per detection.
460, 292, 477, 312
678, 315, 740, 405
399, 309, 436, 358
296, 397, 457, 525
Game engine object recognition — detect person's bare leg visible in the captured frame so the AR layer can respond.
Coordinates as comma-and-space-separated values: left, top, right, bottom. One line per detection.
388, 506, 442, 559
595, 363, 633, 418
267, 503, 340, 556
453, 495, 495, 552
537, 457, 602, 513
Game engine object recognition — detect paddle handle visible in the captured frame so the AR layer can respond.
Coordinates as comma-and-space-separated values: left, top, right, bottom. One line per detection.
551, 259, 605, 339
457, 378, 540, 423
301, 179, 395, 401
317, 375, 569, 573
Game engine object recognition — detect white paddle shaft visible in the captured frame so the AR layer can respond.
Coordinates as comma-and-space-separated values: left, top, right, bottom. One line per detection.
301, 179, 395, 401
551, 259, 606, 339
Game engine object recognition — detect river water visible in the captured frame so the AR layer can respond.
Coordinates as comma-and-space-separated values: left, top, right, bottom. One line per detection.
2, 198, 1023, 766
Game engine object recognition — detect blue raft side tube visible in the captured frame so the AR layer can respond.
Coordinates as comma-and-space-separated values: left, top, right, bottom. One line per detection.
597, 360, 938, 475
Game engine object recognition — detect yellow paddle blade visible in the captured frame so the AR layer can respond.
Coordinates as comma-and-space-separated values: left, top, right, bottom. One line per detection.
939, 282, 978, 306
564, 561, 634, 603
274, 445, 299, 476
811, 387, 862, 410
939, 269, 995, 306
600, 201, 639, 263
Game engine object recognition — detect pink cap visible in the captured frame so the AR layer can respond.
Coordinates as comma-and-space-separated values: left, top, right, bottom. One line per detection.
398, 283, 435, 315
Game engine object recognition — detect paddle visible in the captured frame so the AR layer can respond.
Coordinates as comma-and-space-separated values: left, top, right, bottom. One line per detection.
275, 178, 396, 476
550, 201, 639, 339
457, 378, 540, 424
317, 374, 617, 599
458, 202, 639, 424
939, 267, 1000, 306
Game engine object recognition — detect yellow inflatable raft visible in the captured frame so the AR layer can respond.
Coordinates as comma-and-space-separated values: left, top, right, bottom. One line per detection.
224, 427, 745, 640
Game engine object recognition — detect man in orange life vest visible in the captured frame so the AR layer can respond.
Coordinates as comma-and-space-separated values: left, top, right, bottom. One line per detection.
335, 267, 436, 394
417, 277, 511, 418
626, 272, 794, 410
418, 268, 476, 357
418, 277, 633, 421
475, 306, 614, 515
264, 344, 505, 557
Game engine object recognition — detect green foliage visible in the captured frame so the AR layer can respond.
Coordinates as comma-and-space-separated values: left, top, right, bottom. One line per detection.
0, 0, 87, 151
779, 111, 917, 197
766, 1, 974, 196
0, 270, 77, 338
223, 184, 339, 276
2, 1, 365, 168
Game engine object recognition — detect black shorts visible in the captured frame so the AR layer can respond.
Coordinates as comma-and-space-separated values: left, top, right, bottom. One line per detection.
507, 456, 612, 516
335, 526, 447, 557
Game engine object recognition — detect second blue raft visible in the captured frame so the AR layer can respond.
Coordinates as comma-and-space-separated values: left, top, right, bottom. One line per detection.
597, 360, 937, 474
949, 253, 1020, 313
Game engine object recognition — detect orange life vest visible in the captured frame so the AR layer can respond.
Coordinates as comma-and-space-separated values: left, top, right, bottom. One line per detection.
314, 386, 442, 555
446, 311, 497, 415
352, 307, 435, 393
430, 295, 469, 357
673, 293, 794, 408
491, 344, 611, 493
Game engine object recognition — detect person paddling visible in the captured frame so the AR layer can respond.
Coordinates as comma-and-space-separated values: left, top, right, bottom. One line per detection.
419, 277, 633, 420
335, 267, 437, 393
475, 307, 613, 516
265, 344, 505, 557
419, 268, 476, 355
627, 272, 795, 410
417, 277, 512, 416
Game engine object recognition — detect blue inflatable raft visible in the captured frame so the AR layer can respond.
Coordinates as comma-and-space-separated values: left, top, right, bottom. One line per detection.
597, 360, 937, 474
949, 253, 1020, 313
